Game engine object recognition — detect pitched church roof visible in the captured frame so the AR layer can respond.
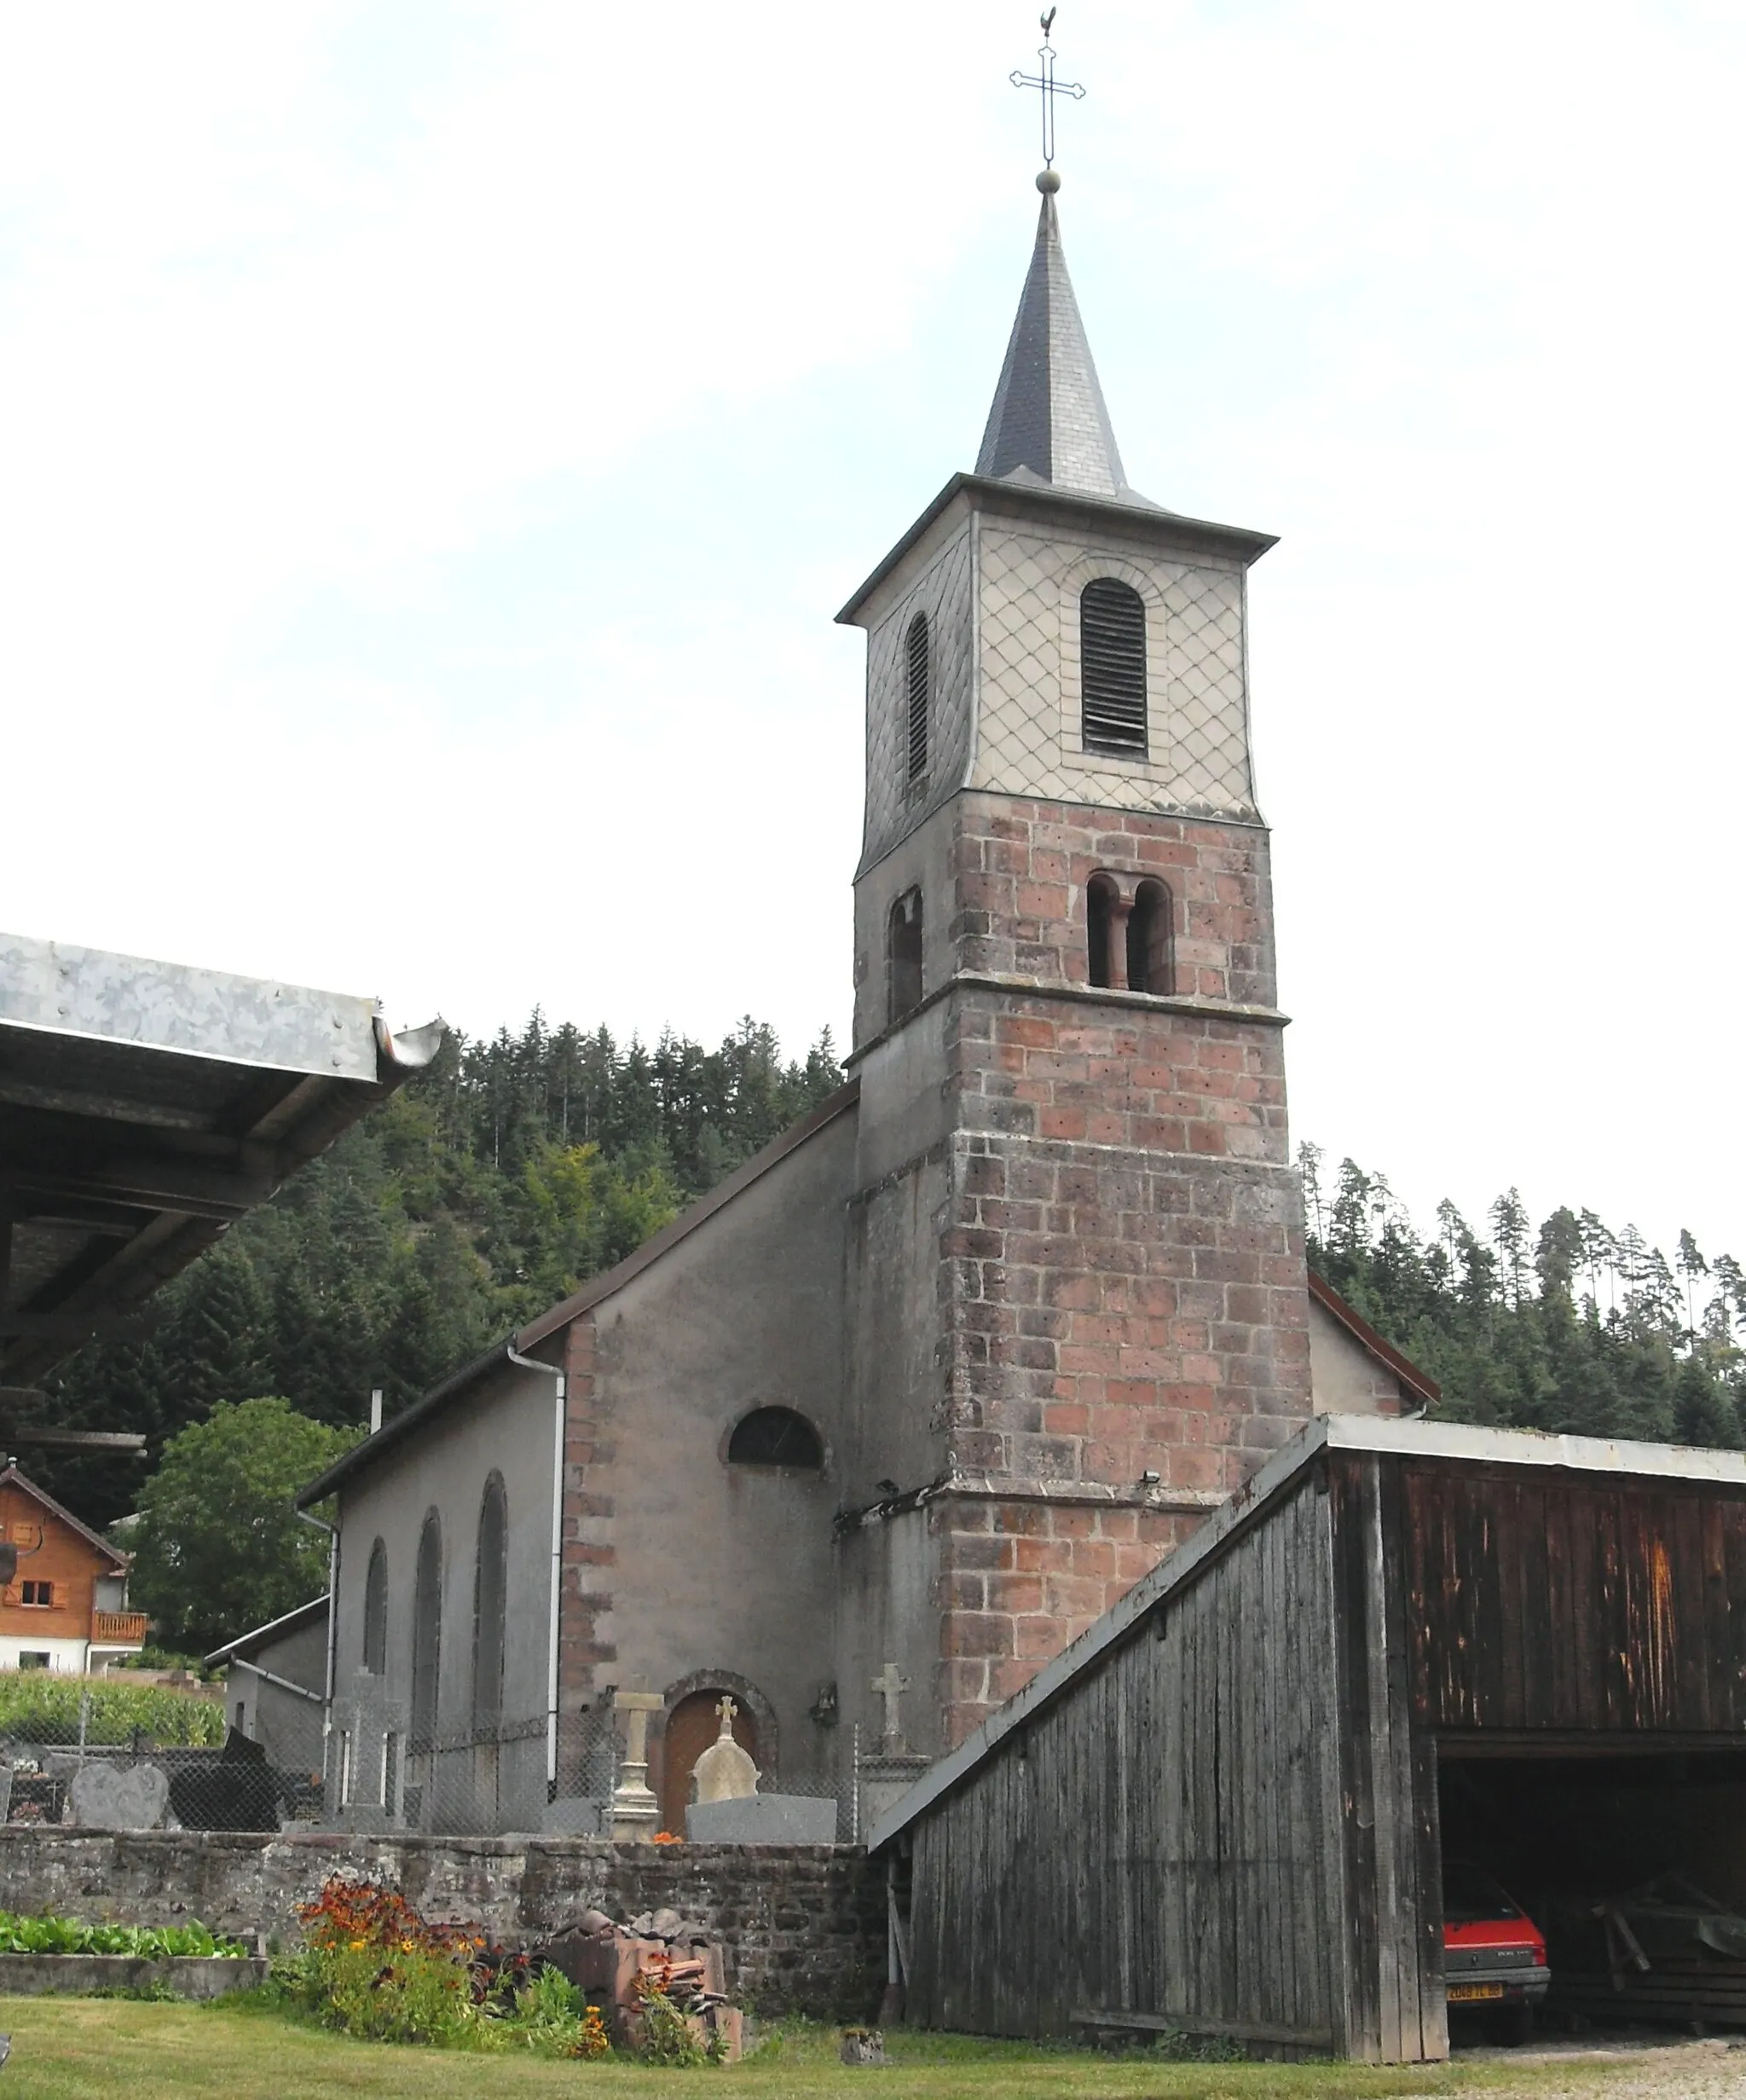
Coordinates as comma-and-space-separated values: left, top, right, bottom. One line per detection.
974, 177, 1150, 508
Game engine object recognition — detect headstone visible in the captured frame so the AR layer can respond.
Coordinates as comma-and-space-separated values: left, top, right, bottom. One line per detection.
610, 1681, 663, 1841
691, 1697, 758, 1805
66, 1760, 169, 1831
686, 1791, 836, 1844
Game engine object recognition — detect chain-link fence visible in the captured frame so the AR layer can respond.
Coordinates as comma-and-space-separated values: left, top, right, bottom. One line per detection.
1, 1699, 859, 1840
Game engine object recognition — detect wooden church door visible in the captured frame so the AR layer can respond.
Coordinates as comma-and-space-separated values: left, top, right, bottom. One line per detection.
659, 1691, 759, 1835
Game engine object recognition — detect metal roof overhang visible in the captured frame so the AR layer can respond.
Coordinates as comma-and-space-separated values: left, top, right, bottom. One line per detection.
0, 930, 445, 1389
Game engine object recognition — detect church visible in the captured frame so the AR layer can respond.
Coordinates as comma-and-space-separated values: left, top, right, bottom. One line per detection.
298, 171, 1432, 1839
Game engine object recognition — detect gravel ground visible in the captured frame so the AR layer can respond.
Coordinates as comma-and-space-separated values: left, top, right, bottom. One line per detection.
1455, 2036, 1746, 2096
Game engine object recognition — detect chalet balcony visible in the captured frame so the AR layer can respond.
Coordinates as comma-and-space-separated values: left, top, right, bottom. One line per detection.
91, 1611, 147, 1647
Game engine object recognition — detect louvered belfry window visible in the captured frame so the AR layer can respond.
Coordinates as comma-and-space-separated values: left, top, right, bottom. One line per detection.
905, 610, 930, 783
1079, 578, 1148, 756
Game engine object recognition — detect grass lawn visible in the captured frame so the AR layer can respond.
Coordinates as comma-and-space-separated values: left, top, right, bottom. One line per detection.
0, 1998, 1652, 2100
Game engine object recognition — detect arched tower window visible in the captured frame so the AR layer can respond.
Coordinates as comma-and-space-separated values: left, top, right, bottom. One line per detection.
1087, 873, 1119, 990
905, 611, 930, 784
888, 889, 922, 1023
727, 1407, 824, 1469
471, 1475, 508, 1733
410, 1510, 442, 1750
362, 1539, 387, 1675
1080, 578, 1148, 756
1127, 879, 1174, 996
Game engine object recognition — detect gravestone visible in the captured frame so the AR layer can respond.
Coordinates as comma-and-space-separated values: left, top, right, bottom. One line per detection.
66, 1760, 169, 1831
685, 1791, 836, 1844
691, 1698, 759, 1805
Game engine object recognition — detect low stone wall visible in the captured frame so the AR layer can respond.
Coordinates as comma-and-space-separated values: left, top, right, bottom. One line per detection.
0, 1952, 268, 1999
0, 1830, 882, 2017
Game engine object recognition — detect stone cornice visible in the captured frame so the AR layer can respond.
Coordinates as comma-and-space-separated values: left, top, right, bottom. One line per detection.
846, 972, 1289, 1068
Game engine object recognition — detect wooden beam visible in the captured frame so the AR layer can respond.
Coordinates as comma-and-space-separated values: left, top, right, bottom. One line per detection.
0, 1073, 217, 1132
1, 1159, 272, 1222
0, 1428, 146, 1451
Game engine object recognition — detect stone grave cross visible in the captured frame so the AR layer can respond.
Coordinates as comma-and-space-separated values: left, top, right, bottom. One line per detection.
692, 1695, 759, 1805
871, 1660, 910, 1753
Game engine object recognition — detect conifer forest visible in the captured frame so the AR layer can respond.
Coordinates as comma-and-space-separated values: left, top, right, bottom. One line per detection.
32, 1015, 1744, 1530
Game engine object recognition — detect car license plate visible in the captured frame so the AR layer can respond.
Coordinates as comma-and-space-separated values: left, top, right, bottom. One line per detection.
1448, 1982, 1505, 2003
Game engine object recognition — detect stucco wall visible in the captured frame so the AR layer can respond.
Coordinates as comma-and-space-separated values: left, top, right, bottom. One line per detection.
576, 1107, 860, 1802
0, 1828, 882, 2017
1307, 1297, 1405, 1415
332, 1363, 560, 1830
228, 1615, 327, 1773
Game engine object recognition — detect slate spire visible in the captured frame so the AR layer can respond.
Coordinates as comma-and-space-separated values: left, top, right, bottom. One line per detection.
975, 174, 1132, 501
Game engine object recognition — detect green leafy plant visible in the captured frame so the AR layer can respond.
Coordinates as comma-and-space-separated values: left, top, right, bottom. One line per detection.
0, 1910, 248, 1958
289, 1877, 598, 2057
0, 1673, 224, 1746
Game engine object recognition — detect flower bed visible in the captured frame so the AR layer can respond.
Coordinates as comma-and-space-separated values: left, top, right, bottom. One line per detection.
284, 1877, 610, 2059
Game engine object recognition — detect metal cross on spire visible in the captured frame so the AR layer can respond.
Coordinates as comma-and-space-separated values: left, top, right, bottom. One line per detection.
1010, 8, 1084, 171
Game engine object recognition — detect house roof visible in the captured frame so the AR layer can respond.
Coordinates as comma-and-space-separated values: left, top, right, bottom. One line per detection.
867, 1413, 1746, 1853
1309, 1269, 1442, 1409
0, 929, 447, 1387
204, 1593, 330, 1667
296, 1078, 864, 1507
0, 1462, 129, 1570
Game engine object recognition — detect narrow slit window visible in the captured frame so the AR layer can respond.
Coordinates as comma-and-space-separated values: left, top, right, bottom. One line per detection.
1080, 578, 1148, 755
362, 1540, 387, 1675
1127, 879, 1174, 996
905, 611, 930, 784
888, 889, 923, 1023
1087, 875, 1118, 990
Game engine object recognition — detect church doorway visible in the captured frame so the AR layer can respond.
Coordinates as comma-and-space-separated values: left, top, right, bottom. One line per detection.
660, 1691, 759, 1836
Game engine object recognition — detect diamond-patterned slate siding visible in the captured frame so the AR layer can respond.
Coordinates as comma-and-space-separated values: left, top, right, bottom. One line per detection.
859, 521, 975, 874
974, 523, 1256, 820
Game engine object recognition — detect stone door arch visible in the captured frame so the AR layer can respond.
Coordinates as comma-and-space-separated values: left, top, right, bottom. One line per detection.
659, 1690, 759, 1836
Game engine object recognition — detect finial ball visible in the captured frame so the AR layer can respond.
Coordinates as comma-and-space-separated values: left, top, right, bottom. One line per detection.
1036, 167, 1062, 194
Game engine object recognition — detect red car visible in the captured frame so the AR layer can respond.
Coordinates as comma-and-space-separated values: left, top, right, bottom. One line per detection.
1442, 1861, 1550, 2040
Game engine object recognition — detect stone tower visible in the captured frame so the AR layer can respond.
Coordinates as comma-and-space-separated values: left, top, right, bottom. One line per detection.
835, 181, 1313, 1753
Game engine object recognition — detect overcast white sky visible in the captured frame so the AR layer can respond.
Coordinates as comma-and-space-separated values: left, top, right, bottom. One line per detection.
3, 2, 1741, 1264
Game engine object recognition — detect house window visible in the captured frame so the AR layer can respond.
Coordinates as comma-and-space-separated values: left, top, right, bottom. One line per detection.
888, 889, 923, 1024
905, 610, 930, 784
727, 1407, 824, 1469
18, 1652, 49, 1670
1080, 577, 1148, 755
1127, 879, 1174, 995
20, 1581, 52, 1607
411, 1510, 442, 1754
362, 1539, 388, 1675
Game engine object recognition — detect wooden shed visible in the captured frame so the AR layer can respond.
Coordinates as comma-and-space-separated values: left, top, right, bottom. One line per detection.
870, 1415, 1746, 2062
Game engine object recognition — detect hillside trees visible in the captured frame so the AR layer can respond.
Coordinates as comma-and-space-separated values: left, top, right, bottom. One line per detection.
1302, 1145, 1745, 1448
38, 1015, 843, 1525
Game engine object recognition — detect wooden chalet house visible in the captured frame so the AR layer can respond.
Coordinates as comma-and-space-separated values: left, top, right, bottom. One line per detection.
0, 1465, 145, 1674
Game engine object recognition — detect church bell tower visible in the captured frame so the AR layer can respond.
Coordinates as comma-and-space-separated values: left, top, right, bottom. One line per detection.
835, 170, 1314, 1755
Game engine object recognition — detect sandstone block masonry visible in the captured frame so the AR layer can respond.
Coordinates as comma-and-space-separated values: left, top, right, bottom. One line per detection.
0, 1829, 882, 2017
901, 794, 1312, 1743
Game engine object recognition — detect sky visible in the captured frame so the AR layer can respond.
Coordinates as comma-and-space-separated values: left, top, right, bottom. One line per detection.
2, 1, 1742, 1266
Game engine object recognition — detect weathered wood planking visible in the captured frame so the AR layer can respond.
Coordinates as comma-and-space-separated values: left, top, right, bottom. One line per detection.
908, 1475, 1346, 2049
1402, 1466, 1746, 1734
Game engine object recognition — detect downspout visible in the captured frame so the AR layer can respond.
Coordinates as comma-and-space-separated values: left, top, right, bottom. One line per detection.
507, 1344, 567, 1798
295, 1510, 339, 1779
